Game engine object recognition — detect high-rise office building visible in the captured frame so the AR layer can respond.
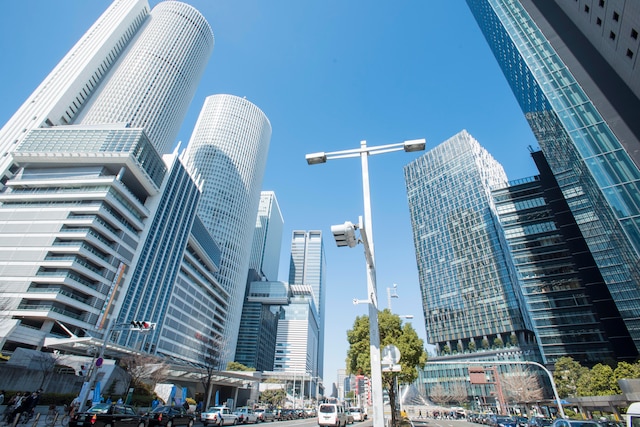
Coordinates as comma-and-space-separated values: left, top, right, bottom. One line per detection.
274, 284, 319, 376
0, 0, 214, 353
184, 94, 272, 364
404, 130, 533, 354
288, 230, 326, 378
249, 191, 284, 282
0, 0, 213, 179
235, 191, 284, 369
493, 150, 637, 365
235, 280, 288, 371
466, 0, 640, 352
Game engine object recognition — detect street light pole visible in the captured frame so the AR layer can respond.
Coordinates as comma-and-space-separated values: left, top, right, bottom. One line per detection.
306, 138, 425, 427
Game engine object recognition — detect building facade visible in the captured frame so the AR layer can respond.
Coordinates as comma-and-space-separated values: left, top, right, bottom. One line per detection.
404, 130, 534, 354
0, 0, 215, 356
493, 150, 637, 365
466, 0, 640, 352
184, 94, 272, 364
249, 191, 284, 282
288, 230, 326, 378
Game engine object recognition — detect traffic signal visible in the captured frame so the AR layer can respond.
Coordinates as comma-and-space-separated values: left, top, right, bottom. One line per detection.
130, 320, 155, 331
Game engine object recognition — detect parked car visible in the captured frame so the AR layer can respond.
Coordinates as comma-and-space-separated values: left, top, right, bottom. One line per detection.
201, 406, 238, 426
69, 403, 146, 427
491, 416, 517, 427
253, 409, 274, 423
304, 408, 317, 418
551, 420, 601, 427
233, 407, 258, 424
529, 418, 553, 427
348, 408, 364, 422
147, 405, 195, 427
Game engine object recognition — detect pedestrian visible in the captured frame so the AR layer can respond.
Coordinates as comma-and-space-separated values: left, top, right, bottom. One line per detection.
116, 398, 123, 405
152, 398, 159, 409
0, 390, 4, 406
419, 410, 422, 419
182, 400, 189, 412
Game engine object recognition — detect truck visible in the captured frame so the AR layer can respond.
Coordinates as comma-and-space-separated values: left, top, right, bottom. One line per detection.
201, 406, 239, 426
628, 402, 640, 427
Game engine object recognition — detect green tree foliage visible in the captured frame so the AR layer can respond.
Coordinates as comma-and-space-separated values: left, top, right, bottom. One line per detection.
554, 357, 640, 398
346, 309, 427, 427
226, 361, 255, 371
554, 357, 587, 398
260, 388, 286, 406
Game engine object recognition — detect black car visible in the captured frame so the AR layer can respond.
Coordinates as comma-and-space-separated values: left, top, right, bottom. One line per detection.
69, 403, 146, 427
146, 406, 194, 427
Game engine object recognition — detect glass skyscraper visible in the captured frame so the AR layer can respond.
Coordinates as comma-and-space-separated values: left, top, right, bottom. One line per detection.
493, 150, 636, 365
404, 130, 532, 354
184, 94, 272, 364
466, 0, 640, 352
288, 230, 326, 378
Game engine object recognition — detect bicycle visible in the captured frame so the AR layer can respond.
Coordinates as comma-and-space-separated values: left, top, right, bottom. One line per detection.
45, 406, 69, 427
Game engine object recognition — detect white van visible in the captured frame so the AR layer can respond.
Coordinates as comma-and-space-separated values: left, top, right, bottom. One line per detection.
318, 404, 347, 427
627, 402, 640, 427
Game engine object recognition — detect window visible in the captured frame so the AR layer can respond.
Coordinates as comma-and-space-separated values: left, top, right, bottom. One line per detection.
632, 29, 638, 40
584, 5, 590, 12
598, 0, 605, 6
613, 11, 619, 21
597, 17, 602, 26
627, 49, 634, 59
610, 31, 616, 40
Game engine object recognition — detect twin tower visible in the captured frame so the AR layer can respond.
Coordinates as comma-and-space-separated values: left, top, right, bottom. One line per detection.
0, 0, 270, 365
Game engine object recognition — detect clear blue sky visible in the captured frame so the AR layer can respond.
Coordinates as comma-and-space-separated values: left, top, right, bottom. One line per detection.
0, 1, 540, 389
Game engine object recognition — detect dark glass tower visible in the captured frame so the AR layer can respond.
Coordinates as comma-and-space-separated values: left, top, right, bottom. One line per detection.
493, 150, 637, 365
466, 0, 640, 353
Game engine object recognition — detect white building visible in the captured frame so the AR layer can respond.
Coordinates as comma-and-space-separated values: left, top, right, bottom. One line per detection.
184, 94, 272, 364
0, 0, 214, 354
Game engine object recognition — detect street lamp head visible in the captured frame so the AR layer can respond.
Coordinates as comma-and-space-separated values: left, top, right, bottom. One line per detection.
403, 138, 426, 153
305, 152, 327, 165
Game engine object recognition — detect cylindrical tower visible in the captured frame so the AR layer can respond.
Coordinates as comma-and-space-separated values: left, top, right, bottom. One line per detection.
184, 94, 272, 363
78, 1, 214, 154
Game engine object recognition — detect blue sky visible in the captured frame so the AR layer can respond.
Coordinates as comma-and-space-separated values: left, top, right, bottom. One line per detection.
0, 1, 540, 389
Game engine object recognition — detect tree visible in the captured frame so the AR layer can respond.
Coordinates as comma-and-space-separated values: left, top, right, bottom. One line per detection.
450, 382, 468, 405
260, 388, 286, 407
500, 366, 543, 410
346, 309, 426, 427
119, 354, 168, 395
195, 334, 226, 408
578, 363, 617, 396
429, 383, 450, 406
553, 357, 587, 398
34, 351, 68, 390
614, 361, 640, 385
226, 361, 255, 371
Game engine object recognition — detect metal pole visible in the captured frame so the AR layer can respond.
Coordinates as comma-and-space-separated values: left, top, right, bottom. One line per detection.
78, 318, 114, 412
360, 140, 384, 427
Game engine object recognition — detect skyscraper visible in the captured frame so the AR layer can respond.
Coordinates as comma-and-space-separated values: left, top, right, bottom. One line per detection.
184, 94, 272, 363
404, 130, 533, 354
288, 230, 326, 378
0, 0, 214, 353
249, 191, 284, 282
466, 0, 640, 352
77, 1, 213, 154
492, 150, 636, 365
